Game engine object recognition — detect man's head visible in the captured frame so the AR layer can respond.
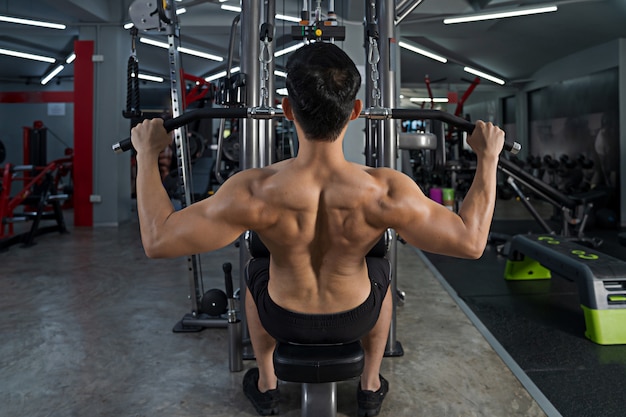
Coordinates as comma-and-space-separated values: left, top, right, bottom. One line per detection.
285, 42, 361, 142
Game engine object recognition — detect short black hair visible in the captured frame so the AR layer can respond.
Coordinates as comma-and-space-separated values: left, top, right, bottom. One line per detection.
285, 42, 361, 142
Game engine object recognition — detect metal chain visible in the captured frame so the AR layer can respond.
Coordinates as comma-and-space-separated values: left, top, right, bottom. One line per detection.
259, 38, 273, 108
368, 37, 381, 107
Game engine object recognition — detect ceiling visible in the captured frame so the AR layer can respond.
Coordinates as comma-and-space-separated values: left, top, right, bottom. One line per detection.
1, 0, 626, 105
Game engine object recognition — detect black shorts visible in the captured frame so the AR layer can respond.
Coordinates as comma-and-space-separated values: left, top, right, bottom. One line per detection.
245, 257, 391, 344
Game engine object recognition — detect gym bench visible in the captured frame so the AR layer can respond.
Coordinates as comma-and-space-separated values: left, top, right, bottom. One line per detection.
245, 230, 390, 417
505, 234, 626, 345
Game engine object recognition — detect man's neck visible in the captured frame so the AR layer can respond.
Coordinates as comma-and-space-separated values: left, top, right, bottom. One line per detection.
294, 137, 347, 166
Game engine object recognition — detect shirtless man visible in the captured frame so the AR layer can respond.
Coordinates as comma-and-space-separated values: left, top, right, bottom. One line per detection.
131, 42, 504, 417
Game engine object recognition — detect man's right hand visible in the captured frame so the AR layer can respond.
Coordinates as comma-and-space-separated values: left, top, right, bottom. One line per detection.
466, 120, 505, 160
131, 118, 173, 158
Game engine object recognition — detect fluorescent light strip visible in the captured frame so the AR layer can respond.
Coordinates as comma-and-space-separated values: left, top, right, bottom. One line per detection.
178, 46, 222, 61
275, 70, 287, 78
444, 5, 557, 24
275, 42, 306, 57
409, 97, 449, 103
0, 14, 66, 29
398, 41, 447, 63
41, 65, 64, 85
0, 48, 56, 63
65, 53, 76, 64
220, 5, 241, 12
138, 73, 164, 82
276, 13, 301, 23
464, 66, 505, 85
205, 67, 241, 82
221, 4, 299, 22
140, 37, 223, 62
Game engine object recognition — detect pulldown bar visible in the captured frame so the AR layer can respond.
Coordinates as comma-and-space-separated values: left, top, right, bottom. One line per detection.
112, 107, 521, 155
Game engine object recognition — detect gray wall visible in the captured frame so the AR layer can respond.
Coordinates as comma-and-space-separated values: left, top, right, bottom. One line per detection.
463, 39, 625, 227
0, 102, 74, 165
79, 25, 133, 226
523, 39, 624, 227
0, 25, 133, 227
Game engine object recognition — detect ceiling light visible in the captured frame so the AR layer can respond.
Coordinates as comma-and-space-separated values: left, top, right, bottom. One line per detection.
0, 14, 66, 29
276, 88, 288, 96
0, 47, 56, 63
205, 67, 240, 82
220, 4, 299, 22
138, 73, 164, 83
221, 5, 241, 12
41, 65, 64, 85
275, 70, 287, 78
399, 41, 447, 63
444, 5, 557, 24
463, 66, 505, 85
178, 46, 222, 61
139, 38, 170, 48
409, 97, 449, 103
65, 53, 76, 64
276, 14, 301, 23
176, 8, 187, 15
139, 37, 223, 62
275, 42, 306, 57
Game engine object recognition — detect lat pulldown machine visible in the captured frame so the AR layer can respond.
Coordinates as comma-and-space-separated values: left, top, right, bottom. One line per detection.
117, 0, 520, 384
116, 1, 520, 415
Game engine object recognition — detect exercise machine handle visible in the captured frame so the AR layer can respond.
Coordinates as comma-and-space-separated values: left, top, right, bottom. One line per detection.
390, 109, 521, 154
112, 107, 249, 154
112, 106, 521, 154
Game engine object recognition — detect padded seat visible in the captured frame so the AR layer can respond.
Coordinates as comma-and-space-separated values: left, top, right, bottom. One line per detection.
273, 341, 365, 384
273, 341, 365, 417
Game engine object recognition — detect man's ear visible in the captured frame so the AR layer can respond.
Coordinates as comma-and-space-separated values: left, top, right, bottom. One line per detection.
282, 97, 294, 121
350, 99, 363, 120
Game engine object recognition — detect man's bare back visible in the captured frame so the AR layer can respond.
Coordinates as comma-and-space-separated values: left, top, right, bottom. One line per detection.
240, 156, 395, 314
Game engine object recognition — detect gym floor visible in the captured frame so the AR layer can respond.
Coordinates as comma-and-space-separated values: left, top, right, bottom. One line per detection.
424, 201, 626, 417
1, 200, 618, 416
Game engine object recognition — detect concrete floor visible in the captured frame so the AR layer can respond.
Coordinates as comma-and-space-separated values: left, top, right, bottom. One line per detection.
0, 216, 549, 417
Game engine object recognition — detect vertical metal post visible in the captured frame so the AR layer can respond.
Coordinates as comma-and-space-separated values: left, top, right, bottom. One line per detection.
165, 1, 204, 315
261, 0, 276, 166
239, 0, 262, 360
364, 0, 377, 168
377, 0, 403, 356
241, 0, 261, 170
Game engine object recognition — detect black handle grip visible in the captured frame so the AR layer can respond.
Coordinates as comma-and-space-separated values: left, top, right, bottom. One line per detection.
390, 109, 520, 154
112, 107, 249, 153
223, 262, 234, 299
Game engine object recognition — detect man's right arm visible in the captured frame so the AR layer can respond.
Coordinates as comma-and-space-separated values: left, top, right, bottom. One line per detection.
382, 121, 504, 259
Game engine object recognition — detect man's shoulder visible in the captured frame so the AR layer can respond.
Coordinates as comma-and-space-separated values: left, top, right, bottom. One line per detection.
360, 165, 408, 181
228, 162, 286, 183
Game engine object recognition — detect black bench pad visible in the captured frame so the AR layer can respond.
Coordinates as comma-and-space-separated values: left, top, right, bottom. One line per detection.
273, 341, 365, 384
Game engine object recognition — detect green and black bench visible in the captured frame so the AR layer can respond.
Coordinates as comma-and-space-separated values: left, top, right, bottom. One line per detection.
505, 234, 626, 345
